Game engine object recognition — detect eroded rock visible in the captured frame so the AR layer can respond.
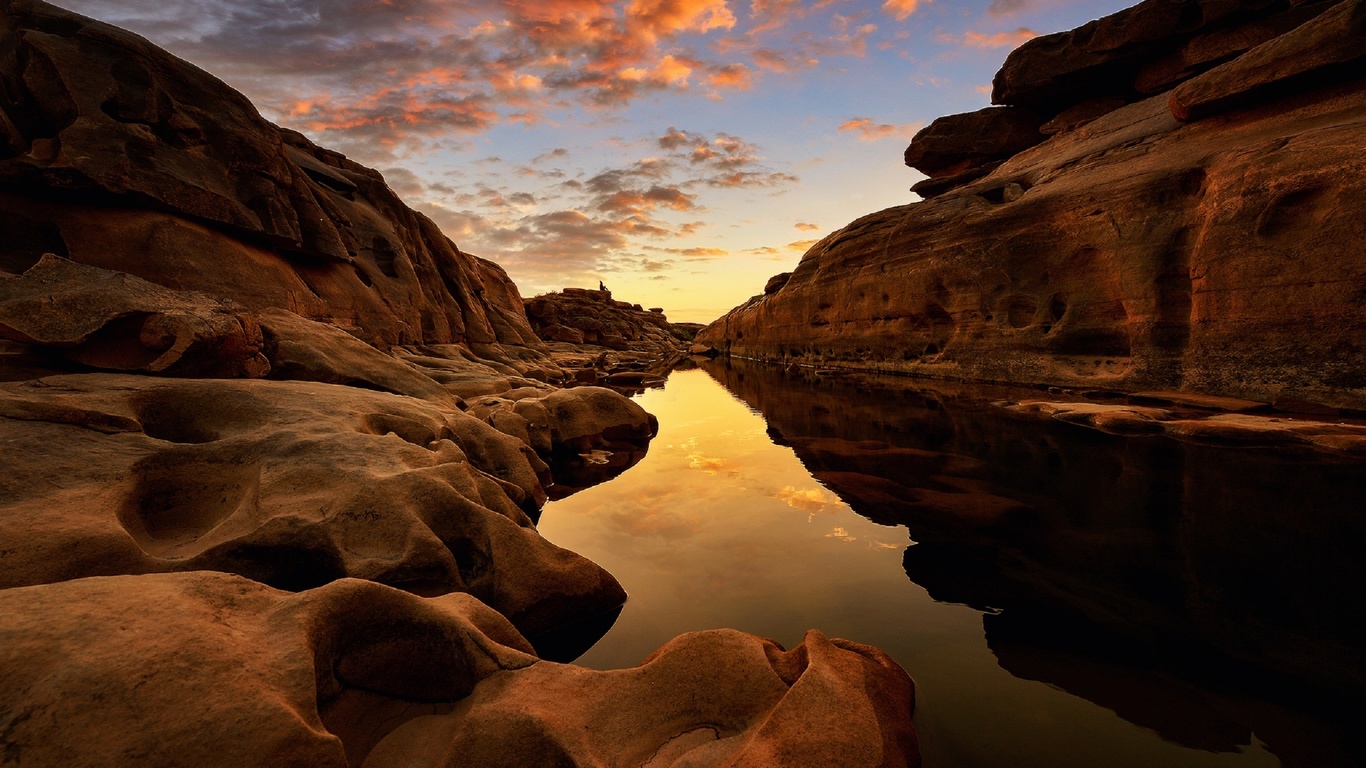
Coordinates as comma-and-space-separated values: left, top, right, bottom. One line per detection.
704, 5, 1366, 411
0, 373, 626, 652
0, 1, 545, 350
0, 572, 920, 768
0, 254, 269, 377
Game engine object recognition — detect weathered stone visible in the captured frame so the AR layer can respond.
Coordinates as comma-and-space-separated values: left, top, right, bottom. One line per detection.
990, 0, 1319, 111
703, 36, 1366, 410
1005, 400, 1366, 453
256, 308, 457, 405
0, 254, 269, 377
0, 572, 919, 768
0, 373, 627, 652
903, 107, 1044, 178
765, 271, 793, 295
1169, 0, 1366, 121
0, 1, 546, 350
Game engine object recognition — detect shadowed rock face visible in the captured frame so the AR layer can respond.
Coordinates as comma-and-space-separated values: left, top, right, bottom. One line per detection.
704, 0, 1366, 411
0, 572, 920, 768
0, 0, 540, 349
701, 357, 1366, 767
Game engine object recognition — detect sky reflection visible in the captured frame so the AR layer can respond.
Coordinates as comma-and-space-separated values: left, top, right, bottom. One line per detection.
538, 369, 1289, 768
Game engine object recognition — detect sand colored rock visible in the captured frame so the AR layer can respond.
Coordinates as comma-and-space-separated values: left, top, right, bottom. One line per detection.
0, 373, 627, 652
1169, 0, 1366, 121
702, 3, 1366, 411
367, 629, 919, 768
523, 288, 690, 387
1, 572, 919, 768
0, 1, 543, 350
0, 254, 269, 377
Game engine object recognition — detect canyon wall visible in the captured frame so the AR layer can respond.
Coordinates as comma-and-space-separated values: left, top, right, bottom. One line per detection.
698, 0, 1366, 411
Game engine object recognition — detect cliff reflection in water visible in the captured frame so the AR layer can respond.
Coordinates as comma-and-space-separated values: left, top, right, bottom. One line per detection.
701, 357, 1366, 767
539, 360, 1365, 767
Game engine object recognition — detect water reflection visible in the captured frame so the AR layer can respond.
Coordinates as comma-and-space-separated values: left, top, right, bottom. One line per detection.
539, 360, 1366, 768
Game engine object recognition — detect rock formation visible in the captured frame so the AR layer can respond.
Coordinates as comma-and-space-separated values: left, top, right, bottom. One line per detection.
0, 1, 920, 764
698, 0, 1366, 412
524, 287, 692, 388
0, 572, 918, 768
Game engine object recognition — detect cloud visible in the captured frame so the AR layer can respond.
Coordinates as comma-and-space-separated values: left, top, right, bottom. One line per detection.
941, 27, 1040, 49
795, 222, 821, 231
837, 117, 922, 142
987, 0, 1035, 16
412, 125, 795, 290
787, 238, 819, 251
881, 0, 924, 22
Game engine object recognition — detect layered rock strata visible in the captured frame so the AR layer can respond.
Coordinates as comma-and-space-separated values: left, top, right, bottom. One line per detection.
700, 0, 1366, 411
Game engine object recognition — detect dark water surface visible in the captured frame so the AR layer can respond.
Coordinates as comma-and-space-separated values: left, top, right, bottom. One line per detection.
538, 359, 1366, 768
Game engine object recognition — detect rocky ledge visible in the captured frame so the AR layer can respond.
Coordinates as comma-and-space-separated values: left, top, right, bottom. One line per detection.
698, 0, 1366, 412
0, 2, 919, 766
524, 286, 695, 390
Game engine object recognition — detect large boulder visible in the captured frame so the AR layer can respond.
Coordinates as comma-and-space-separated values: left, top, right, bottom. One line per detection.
0, 572, 920, 768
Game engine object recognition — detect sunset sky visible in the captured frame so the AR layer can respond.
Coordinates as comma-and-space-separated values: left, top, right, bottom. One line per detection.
62, 0, 1133, 323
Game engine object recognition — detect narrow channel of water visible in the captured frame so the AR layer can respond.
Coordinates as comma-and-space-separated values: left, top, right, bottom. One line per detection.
538, 360, 1366, 768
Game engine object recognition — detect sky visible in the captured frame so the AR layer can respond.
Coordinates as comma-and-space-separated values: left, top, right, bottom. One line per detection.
60, 0, 1135, 323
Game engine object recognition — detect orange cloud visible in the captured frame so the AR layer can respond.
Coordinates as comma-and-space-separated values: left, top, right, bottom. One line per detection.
882, 0, 924, 22
837, 117, 922, 142
951, 27, 1040, 49
627, 0, 737, 40
795, 222, 820, 231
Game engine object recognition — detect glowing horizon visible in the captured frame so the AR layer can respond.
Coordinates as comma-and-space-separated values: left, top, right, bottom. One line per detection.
60, 0, 1134, 325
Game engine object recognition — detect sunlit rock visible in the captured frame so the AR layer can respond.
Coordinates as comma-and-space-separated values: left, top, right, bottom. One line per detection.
701, 0, 1366, 412
0, 373, 626, 654
0, 572, 920, 768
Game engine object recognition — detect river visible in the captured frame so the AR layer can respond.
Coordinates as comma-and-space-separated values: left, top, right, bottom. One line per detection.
538, 359, 1365, 768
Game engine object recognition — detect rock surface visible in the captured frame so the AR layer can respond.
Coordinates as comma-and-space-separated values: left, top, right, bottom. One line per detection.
523, 287, 691, 389
0, 571, 920, 768
0, 0, 540, 350
702, 0, 1366, 411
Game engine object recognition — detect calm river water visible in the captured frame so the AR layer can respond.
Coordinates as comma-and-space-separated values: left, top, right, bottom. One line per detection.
538, 359, 1366, 768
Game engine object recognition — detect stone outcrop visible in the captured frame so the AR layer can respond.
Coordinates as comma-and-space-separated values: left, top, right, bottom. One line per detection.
0, 572, 919, 768
0, 0, 540, 350
0, 2, 920, 764
524, 287, 691, 388
702, 0, 1366, 411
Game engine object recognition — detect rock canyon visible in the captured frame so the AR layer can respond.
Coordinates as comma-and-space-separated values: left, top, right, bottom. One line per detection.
4, 0, 1365, 765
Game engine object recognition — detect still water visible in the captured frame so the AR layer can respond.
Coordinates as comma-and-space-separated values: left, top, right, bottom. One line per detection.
538, 359, 1366, 768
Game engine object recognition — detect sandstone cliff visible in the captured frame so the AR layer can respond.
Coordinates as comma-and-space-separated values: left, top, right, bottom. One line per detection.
698, 0, 1366, 411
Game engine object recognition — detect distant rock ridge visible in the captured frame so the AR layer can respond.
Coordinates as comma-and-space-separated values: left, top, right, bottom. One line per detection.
524, 286, 694, 389
699, 0, 1366, 412
0, 1, 921, 765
